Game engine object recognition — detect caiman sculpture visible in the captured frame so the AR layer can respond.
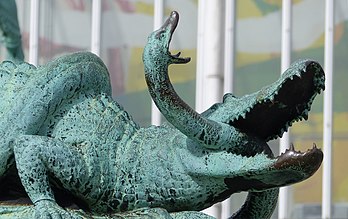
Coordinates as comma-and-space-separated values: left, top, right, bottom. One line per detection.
0, 11, 324, 219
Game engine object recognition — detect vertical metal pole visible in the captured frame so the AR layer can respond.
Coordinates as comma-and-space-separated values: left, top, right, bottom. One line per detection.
29, 0, 40, 65
195, 0, 205, 112
91, 0, 102, 56
199, 1, 225, 217
279, 1, 292, 219
223, 0, 236, 94
200, 0, 225, 109
151, 0, 164, 125
322, 0, 334, 218
221, 1, 236, 217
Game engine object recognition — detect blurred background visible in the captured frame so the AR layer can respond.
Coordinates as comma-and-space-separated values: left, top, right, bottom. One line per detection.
1, 0, 347, 218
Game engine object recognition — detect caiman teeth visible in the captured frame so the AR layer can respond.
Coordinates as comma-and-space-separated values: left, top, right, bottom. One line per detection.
279, 143, 320, 157
279, 129, 285, 137
278, 143, 313, 158
236, 114, 243, 121
275, 143, 323, 172
296, 71, 303, 78
289, 143, 295, 151
313, 143, 317, 149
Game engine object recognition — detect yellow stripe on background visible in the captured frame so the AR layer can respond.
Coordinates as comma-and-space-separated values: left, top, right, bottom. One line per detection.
134, 1, 172, 16
291, 112, 348, 203
237, 0, 263, 19
236, 52, 278, 68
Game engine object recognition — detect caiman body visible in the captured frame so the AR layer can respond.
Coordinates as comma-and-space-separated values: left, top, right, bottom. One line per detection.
0, 11, 324, 219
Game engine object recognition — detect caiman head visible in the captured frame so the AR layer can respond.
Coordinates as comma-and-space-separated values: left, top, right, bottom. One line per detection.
143, 11, 324, 195
201, 55, 325, 190
206, 59, 325, 142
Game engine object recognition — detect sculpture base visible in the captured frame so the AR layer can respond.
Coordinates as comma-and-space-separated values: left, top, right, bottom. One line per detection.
0, 204, 214, 219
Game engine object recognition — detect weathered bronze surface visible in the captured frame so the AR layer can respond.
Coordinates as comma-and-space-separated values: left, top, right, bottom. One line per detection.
0, 11, 324, 219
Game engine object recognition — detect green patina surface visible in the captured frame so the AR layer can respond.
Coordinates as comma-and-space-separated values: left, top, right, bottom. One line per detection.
0, 11, 325, 219
0, 0, 24, 61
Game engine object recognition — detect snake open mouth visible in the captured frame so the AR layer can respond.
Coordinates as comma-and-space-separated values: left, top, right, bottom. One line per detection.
156, 11, 190, 64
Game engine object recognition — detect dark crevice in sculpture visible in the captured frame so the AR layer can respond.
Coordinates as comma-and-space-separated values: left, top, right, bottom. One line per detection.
0, 165, 29, 204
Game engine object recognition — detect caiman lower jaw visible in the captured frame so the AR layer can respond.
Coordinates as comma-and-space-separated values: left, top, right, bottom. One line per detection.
224, 144, 323, 192
274, 143, 323, 176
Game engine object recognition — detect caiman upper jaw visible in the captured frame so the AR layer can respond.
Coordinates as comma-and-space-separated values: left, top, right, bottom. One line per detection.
228, 60, 325, 141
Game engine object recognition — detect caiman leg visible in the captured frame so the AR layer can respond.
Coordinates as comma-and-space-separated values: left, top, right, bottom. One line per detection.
0, 52, 110, 177
13, 135, 88, 219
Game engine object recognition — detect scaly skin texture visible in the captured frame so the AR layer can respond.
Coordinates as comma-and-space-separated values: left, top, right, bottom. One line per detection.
0, 11, 324, 219
0, 0, 24, 61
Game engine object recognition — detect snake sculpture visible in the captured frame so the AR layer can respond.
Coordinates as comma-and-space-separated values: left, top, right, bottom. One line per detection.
0, 11, 324, 219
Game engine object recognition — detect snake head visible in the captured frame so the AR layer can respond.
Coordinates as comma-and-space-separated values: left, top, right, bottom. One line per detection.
143, 11, 190, 69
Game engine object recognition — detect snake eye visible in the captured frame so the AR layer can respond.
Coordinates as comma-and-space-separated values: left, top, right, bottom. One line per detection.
155, 30, 166, 40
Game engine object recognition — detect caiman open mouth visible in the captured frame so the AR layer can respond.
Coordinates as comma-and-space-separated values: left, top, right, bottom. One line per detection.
229, 60, 325, 141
